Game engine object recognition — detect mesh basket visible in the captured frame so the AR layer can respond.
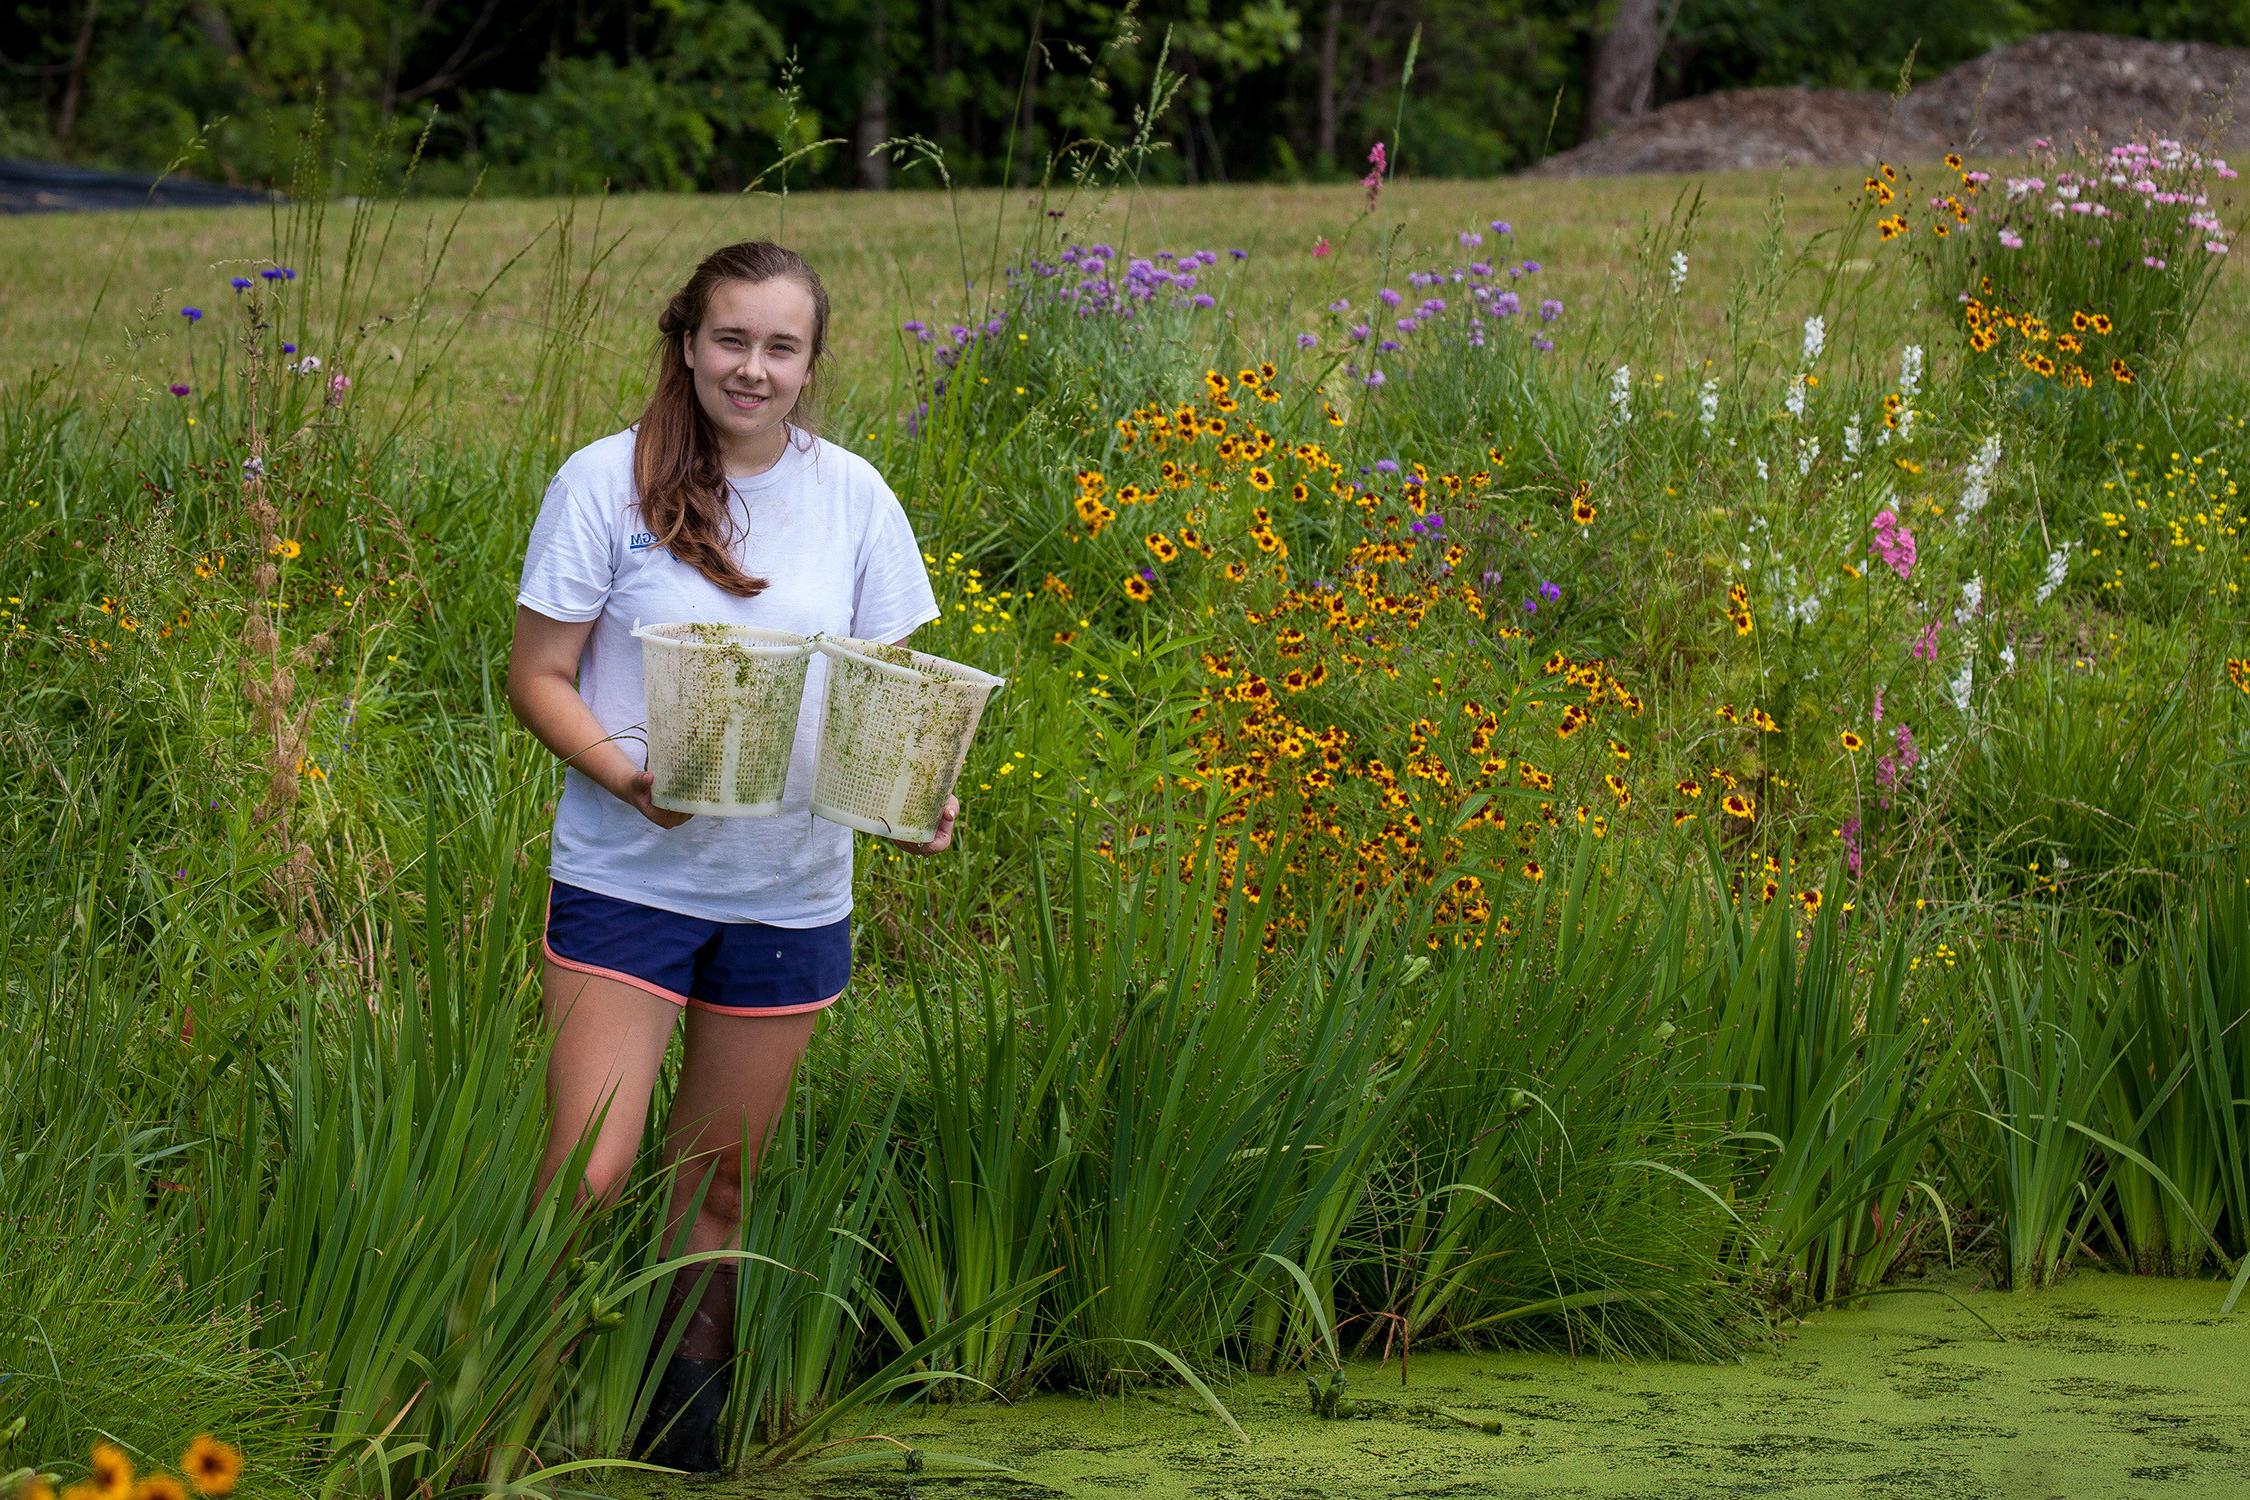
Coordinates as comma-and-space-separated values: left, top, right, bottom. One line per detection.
632, 622, 815, 816
810, 636, 1005, 842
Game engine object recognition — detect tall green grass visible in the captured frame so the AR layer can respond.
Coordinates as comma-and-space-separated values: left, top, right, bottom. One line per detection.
3, 57, 2246, 1496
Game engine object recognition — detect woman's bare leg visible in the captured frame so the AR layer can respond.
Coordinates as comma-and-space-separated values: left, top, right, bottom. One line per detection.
650, 1000, 828, 1357
533, 960, 681, 1227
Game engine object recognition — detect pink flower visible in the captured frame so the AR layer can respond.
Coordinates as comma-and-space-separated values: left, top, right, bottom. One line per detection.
1361, 141, 1387, 210
1869, 509, 1917, 580
1912, 619, 1942, 661
2208, 239, 2230, 255
1998, 229, 2024, 249
1312, 235, 1331, 258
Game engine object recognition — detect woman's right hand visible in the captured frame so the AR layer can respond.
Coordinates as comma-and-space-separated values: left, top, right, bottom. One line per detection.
616, 768, 693, 829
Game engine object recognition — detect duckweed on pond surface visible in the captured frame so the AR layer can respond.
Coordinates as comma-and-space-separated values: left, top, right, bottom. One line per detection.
609, 1272, 2247, 1500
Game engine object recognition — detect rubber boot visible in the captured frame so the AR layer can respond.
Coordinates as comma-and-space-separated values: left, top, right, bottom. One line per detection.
634, 1259, 739, 1473
635, 1351, 733, 1473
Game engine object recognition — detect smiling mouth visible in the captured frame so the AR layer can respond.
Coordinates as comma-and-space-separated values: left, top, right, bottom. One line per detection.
724, 391, 767, 409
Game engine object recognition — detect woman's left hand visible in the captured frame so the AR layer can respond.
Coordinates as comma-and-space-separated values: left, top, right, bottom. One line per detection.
886, 795, 958, 856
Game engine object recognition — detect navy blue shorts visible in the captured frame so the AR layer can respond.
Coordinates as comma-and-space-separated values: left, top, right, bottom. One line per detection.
543, 879, 850, 1014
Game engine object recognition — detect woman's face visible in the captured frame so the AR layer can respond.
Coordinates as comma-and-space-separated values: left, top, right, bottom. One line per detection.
681, 276, 818, 458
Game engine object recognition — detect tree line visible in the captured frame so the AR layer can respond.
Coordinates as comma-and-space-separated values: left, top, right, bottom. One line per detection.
2, 0, 2241, 194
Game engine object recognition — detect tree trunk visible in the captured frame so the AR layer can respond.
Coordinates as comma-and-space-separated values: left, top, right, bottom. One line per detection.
857, 13, 890, 190
931, 0, 962, 159
1014, 12, 1040, 187
1581, 0, 1672, 143
1316, 0, 1341, 168
54, 0, 100, 142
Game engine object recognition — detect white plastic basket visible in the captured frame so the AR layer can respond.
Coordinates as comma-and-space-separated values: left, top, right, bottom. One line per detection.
632, 621, 815, 816
810, 636, 1006, 843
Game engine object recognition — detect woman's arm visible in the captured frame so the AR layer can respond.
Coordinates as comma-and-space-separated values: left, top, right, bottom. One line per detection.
506, 605, 689, 829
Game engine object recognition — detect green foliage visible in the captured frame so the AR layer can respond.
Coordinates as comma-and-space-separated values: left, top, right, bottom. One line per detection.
3, 69, 2248, 1496
1695, 857, 1969, 1308
17, 0, 2226, 192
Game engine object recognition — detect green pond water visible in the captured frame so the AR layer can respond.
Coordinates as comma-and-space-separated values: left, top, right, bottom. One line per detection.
608, 1271, 2247, 1499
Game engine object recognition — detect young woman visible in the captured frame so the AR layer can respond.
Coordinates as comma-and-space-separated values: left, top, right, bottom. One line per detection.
506, 240, 952, 1472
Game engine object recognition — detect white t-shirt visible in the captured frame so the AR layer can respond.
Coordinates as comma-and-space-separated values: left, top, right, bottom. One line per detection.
516, 423, 941, 926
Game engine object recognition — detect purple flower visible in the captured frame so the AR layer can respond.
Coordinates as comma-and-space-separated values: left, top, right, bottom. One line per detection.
1522, 260, 1542, 273
1480, 569, 1503, 587
1531, 336, 1554, 352
902, 319, 930, 342
1538, 298, 1563, 322
169, 383, 190, 396
1378, 287, 1403, 307
1139, 567, 1157, 581
1191, 293, 1215, 309
1350, 323, 1370, 342
180, 306, 202, 323
1522, 597, 1539, 614
1230, 248, 1248, 260
281, 342, 296, 355
1328, 297, 1351, 313
259, 266, 296, 281
1490, 220, 1512, 234
1539, 579, 1561, 602
1365, 369, 1386, 388
230, 277, 252, 292
1297, 331, 1318, 349
1377, 338, 1402, 353
1374, 458, 1400, 474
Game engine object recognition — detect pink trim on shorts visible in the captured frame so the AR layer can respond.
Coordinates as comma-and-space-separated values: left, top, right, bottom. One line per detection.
541, 884, 844, 1016
684, 992, 842, 1016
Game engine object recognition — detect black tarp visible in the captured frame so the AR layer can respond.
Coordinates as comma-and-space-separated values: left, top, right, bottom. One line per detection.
0, 158, 280, 214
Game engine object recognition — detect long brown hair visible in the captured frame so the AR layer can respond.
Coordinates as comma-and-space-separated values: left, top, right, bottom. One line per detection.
634, 241, 833, 597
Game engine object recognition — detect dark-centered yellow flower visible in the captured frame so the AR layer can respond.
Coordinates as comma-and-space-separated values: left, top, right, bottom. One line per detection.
181, 1437, 242, 1498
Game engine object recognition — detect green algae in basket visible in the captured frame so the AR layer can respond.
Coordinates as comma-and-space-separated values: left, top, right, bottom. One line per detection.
633, 622, 815, 816
811, 637, 1004, 841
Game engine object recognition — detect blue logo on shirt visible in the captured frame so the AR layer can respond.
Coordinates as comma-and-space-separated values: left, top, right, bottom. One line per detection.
628, 531, 657, 552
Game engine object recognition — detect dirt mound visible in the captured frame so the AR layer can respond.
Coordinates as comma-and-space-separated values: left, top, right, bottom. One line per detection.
1535, 32, 2250, 177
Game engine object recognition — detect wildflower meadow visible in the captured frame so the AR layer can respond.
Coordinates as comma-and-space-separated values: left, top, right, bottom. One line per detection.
1, 92, 2246, 1497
